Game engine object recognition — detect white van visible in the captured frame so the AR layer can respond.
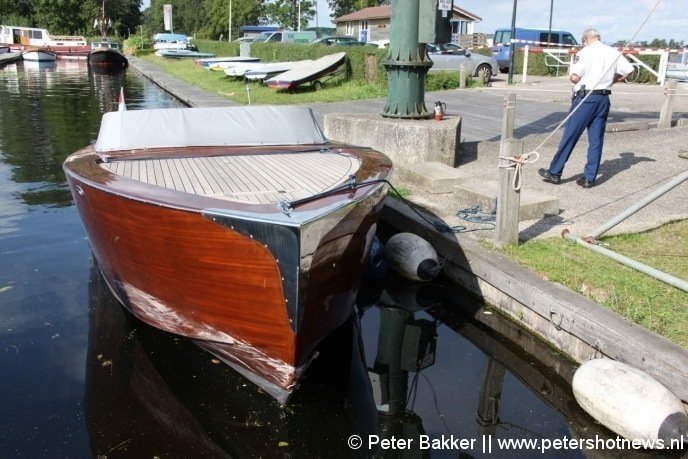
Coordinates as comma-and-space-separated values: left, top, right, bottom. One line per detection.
251, 30, 316, 44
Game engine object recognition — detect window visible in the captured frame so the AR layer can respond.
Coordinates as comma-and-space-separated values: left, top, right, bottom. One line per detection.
346, 22, 353, 35
495, 31, 510, 45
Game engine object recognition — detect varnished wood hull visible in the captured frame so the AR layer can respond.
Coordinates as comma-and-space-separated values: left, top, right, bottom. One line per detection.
65, 141, 391, 402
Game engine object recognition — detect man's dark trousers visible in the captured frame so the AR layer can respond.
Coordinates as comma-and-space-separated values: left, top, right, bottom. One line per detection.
549, 94, 611, 182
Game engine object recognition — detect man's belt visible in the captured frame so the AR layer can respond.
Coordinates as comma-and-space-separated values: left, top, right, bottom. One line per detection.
584, 89, 612, 95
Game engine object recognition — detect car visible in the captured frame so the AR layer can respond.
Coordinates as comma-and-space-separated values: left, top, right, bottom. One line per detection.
309, 36, 366, 46
366, 39, 389, 49
426, 43, 498, 82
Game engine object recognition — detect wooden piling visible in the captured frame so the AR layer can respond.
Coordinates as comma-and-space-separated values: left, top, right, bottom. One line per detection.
501, 93, 516, 140
495, 138, 523, 248
658, 79, 677, 129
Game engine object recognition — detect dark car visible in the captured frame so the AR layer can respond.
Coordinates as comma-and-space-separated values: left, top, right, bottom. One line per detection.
309, 36, 365, 46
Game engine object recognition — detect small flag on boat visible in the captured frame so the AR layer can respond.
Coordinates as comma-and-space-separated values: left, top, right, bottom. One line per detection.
118, 87, 126, 112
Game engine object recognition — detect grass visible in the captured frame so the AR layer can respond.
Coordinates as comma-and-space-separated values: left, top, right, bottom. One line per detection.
137, 53, 483, 106
502, 220, 688, 348
139, 54, 388, 105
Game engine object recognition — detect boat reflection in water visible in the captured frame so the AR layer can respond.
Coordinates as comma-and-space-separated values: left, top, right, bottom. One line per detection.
86, 259, 668, 458
84, 260, 378, 458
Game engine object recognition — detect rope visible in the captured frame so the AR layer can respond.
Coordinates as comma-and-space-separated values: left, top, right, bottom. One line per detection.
499, 150, 540, 191
387, 181, 496, 233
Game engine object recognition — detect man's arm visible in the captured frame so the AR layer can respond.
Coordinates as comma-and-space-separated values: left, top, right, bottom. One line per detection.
570, 73, 581, 84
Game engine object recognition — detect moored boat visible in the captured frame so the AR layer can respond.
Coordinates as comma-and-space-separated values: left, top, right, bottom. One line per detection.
0, 46, 22, 66
88, 40, 128, 68
63, 105, 393, 403
22, 48, 57, 62
0, 24, 89, 58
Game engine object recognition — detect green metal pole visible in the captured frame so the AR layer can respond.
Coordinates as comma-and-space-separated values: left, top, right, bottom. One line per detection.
382, 0, 433, 119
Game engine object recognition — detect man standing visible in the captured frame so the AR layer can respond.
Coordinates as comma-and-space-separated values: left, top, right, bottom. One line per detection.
539, 28, 634, 188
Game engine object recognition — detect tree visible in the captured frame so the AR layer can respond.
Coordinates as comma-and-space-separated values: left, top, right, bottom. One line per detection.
202, 0, 265, 40
264, 0, 315, 31
327, 0, 384, 22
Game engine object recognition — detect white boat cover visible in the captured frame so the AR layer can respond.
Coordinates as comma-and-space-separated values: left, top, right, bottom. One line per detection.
94, 106, 328, 152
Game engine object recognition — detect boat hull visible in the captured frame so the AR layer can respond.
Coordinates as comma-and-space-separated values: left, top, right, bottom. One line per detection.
88, 48, 128, 68
64, 138, 391, 402
22, 49, 57, 62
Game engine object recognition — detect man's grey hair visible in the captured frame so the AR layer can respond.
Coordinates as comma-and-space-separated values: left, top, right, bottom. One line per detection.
582, 28, 601, 42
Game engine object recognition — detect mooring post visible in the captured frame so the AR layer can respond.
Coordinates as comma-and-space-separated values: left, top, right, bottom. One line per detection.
495, 138, 523, 248
658, 79, 677, 129
501, 93, 516, 140
459, 63, 467, 89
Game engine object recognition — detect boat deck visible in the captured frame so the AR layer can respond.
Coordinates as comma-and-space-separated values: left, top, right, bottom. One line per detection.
103, 151, 360, 205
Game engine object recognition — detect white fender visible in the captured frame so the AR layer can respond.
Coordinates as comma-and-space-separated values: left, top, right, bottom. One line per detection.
572, 359, 688, 448
384, 233, 440, 282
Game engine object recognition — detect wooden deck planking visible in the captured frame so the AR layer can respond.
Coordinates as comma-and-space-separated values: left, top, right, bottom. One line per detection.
103, 152, 358, 204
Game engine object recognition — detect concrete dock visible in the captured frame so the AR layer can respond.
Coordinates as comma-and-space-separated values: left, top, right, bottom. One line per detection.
126, 56, 688, 405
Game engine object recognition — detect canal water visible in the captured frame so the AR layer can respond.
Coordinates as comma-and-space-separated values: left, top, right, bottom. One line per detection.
0, 60, 671, 459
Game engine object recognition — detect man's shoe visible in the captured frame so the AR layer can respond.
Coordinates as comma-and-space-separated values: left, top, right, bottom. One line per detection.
576, 177, 595, 188
538, 168, 561, 184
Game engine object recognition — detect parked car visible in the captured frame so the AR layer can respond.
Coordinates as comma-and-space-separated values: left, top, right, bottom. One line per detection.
309, 36, 366, 46
426, 43, 498, 82
366, 39, 389, 49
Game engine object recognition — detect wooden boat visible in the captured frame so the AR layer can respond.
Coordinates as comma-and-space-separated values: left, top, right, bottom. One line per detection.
63, 105, 393, 403
22, 48, 57, 62
88, 40, 128, 68
265, 52, 346, 89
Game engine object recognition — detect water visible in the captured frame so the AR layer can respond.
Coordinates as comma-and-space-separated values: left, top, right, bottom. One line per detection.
0, 60, 670, 458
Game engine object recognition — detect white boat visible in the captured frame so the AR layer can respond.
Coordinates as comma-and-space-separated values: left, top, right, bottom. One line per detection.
152, 33, 192, 51
265, 52, 346, 89
195, 56, 259, 68
223, 62, 262, 77
244, 60, 314, 81
0, 24, 87, 48
22, 48, 57, 62
155, 49, 216, 59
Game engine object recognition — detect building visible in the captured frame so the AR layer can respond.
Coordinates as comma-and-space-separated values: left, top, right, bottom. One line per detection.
333, 4, 481, 44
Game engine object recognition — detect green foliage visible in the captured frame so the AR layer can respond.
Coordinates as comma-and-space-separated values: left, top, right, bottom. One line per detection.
145, 0, 265, 40
0, 0, 142, 37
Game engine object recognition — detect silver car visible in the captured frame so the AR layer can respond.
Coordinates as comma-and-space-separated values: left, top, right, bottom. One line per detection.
427, 43, 498, 81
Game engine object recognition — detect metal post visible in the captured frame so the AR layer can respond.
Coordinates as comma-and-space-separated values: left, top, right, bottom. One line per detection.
547, 0, 553, 45
228, 0, 232, 41
589, 168, 688, 240
382, 0, 433, 118
563, 230, 688, 293
507, 0, 518, 85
